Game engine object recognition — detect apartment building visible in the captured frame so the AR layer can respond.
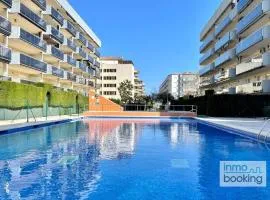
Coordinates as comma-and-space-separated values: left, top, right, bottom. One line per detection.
199, 0, 270, 95
99, 57, 145, 100
159, 73, 199, 99
0, 0, 101, 96
134, 70, 145, 98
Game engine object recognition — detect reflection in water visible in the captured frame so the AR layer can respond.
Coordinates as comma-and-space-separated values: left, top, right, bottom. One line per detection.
1, 119, 268, 199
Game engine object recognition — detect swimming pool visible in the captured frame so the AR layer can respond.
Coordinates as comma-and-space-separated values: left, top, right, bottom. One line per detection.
0, 118, 269, 199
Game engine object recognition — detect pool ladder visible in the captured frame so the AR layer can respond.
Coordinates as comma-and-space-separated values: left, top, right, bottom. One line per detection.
257, 119, 270, 143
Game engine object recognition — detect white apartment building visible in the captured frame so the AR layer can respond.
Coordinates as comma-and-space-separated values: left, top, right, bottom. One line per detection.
159, 73, 199, 99
99, 57, 145, 100
0, 0, 101, 95
199, 0, 270, 95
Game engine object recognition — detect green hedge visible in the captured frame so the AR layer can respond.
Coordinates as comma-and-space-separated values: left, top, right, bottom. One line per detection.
0, 81, 89, 109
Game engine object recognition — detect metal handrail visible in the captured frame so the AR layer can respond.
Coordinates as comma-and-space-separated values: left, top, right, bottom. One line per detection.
257, 119, 270, 142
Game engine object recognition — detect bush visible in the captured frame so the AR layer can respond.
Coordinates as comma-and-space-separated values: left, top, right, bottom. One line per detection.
0, 81, 89, 110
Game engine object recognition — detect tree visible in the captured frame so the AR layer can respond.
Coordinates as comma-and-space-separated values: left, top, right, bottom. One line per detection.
118, 80, 134, 104
156, 92, 175, 104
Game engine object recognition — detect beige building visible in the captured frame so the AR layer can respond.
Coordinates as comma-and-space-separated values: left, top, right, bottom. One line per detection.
159, 73, 199, 99
99, 57, 145, 100
0, 0, 101, 96
199, 0, 270, 95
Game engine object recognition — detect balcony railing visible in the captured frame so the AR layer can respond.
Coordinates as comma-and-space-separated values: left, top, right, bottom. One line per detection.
0, 0, 12, 8
51, 7, 64, 26
51, 26, 64, 44
77, 47, 87, 59
77, 76, 87, 85
94, 49, 100, 58
88, 67, 94, 76
51, 45, 64, 60
20, 54, 47, 72
77, 61, 88, 72
32, 0, 46, 11
200, 48, 215, 65
51, 66, 64, 78
236, 2, 269, 35
0, 15, 11, 36
76, 32, 87, 46
200, 33, 215, 53
215, 30, 236, 52
0, 44, 11, 63
237, 0, 253, 13
236, 25, 270, 55
199, 63, 215, 76
95, 61, 100, 68
63, 20, 77, 37
215, 16, 232, 37
87, 42, 94, 52
67, 72, 76, 82
88, 54, 94, 64
20, 28, 47, 51
215, 48, 236, 68
63, 38, 76, 52
20, 4, 47, 31
66, 54, 76, 67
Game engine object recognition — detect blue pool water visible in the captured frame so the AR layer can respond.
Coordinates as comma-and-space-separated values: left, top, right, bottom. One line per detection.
0, 118, 269, 199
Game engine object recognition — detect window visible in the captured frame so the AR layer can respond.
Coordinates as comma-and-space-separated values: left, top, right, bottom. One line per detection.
103, 69, 117, 73
103, 91, 117, 95
103, 76, 117, 80
104, 84, 117, 87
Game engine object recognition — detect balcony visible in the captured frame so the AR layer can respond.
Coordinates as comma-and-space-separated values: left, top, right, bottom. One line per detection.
94, 49, 101, 58
75, 76, 87, 86
87, 54, 94, 64
62, 20, 77, 37
60, 54, 76, 70
200, 48, 215, 65
67, 72, 76, 82
43, 6, 64, 26
9, 27, 47, 54
94, 67, 101, 78
87, 42, 94, 52
237, 0, 253, 13
200, 33, 215, 53
61, 37, 77, 54
74, 47, 87, 60
75, 61, 88, 74
46, 65, 64, 79
236, 25, 270, 57
44, 25, 64, 44
94, 60, 100, 68
88, 66, 94, 76
0, 15, 11, 36
215, 9, 236, 37
31, 0, 46, 11
20, 4, 46, 31
44, 45, 64, 63
236, 1, 270, 36
215, 48, 236, 69
0, 44, 11, 63
10, 52, 47, 74
199, 63, 215, 76
215, 30, 236, 53
0, 0, 12, 8
76, 32, 87, 46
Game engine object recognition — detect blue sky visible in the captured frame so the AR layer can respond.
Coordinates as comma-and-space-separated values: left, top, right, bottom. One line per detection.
69, 0, 221, 94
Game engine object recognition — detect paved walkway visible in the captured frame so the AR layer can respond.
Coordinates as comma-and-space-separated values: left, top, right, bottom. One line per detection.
0, 115, 82, 133
197, 117, 270, 140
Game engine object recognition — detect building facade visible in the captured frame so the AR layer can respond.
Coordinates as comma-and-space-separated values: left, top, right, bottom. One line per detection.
0, 0, 101, 96
199, 0, 270, 95
99, 57, 145, 100
159, 73, 199, 99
